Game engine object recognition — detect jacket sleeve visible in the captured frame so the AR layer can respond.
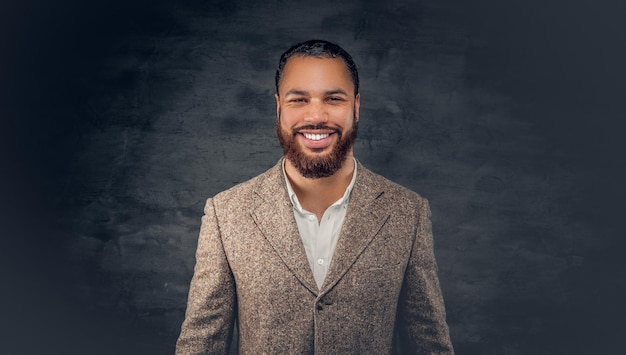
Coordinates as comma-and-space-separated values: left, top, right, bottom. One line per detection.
176, 198, 236, 355
396, 198, 454, 354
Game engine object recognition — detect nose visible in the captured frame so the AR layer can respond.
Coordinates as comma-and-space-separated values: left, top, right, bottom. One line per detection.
305, 99, 328, 124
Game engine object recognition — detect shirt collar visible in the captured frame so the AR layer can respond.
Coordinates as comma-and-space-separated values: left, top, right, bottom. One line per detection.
282, 157, 358, 213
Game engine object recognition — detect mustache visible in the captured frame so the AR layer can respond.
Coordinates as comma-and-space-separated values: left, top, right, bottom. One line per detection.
292, 123, 342, 136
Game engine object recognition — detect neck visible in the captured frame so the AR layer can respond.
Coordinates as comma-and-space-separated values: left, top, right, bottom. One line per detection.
284, 154, 355, 219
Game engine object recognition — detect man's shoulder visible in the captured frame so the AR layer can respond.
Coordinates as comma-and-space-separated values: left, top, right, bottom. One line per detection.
211, 160, 282, 204
358, 162, 427, 203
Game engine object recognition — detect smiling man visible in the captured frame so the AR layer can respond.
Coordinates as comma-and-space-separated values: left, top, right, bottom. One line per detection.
176, 40, 454, 354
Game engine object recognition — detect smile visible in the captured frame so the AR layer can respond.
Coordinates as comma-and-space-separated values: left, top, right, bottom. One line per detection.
302, 133, 330, 141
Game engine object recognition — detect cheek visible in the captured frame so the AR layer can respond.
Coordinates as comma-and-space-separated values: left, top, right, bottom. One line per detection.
337, 109, 356, 128
278, 109, 299, 128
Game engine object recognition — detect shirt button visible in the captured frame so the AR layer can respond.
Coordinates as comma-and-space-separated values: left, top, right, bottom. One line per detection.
308, 215, 315, 221
317, 259, 324, 265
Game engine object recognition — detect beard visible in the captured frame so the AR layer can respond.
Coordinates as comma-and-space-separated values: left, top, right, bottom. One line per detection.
276, 113, 358, 179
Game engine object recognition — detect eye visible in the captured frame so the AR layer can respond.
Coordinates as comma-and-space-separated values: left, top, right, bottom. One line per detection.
326, 96, 344, 102
289, 97, 307, 103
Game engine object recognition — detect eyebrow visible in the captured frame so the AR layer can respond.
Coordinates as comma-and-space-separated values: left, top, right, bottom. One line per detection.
284, 89, 349, 97
325, 89, 349, 96
285, 89, 308, 97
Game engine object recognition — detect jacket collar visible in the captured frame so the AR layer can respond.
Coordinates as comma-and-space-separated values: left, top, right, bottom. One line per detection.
250, 158, 390, 296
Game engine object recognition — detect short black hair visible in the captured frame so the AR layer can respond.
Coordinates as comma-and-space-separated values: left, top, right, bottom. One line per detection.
275, 39, 359, 96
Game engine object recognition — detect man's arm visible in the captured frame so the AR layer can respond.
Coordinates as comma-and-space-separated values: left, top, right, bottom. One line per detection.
396, 198, 454, 354
176, 198, 236, 355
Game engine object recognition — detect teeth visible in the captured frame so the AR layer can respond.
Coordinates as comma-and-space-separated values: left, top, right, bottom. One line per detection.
303, 133, 330, 141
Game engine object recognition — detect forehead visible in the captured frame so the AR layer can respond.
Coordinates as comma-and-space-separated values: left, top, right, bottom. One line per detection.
279, 56, 353, 95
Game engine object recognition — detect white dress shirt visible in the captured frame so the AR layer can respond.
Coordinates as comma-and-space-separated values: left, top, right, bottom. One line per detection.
283, 158, 358, 289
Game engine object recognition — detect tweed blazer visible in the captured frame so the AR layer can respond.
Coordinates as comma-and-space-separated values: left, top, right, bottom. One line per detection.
176, 159, 453, 354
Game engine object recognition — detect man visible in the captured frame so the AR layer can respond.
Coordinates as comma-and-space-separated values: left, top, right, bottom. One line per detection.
176, 40, 454, 354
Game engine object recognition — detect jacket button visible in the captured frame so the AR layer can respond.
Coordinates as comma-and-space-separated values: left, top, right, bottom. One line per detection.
316, 304, 323, 311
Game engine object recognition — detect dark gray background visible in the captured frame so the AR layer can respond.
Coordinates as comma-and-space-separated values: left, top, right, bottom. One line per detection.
2, 0, 625, 354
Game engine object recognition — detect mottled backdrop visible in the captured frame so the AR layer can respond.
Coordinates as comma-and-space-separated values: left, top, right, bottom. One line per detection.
2, 0, 625, 354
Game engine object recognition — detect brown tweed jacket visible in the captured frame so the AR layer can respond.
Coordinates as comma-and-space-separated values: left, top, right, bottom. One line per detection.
176, 159, 454, 354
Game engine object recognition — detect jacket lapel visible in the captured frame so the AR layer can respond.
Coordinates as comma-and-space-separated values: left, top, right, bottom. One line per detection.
321, 163, 391, 293
250, 160, 319, 295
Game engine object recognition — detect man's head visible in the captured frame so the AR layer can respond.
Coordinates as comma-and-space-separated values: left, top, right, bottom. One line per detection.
275, 40, 360, 179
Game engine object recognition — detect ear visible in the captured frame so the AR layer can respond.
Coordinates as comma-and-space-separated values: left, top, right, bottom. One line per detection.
274, 93, 281, 118
354, 93, 361, 122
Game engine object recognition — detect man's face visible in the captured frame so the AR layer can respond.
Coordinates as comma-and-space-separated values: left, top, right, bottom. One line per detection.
275, 56, 360, 179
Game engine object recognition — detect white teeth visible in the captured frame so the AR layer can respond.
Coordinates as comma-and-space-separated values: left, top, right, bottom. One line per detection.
303, 133, 330, 141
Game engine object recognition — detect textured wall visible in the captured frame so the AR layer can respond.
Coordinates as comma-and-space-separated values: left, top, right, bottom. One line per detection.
2, 0, 625, 354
